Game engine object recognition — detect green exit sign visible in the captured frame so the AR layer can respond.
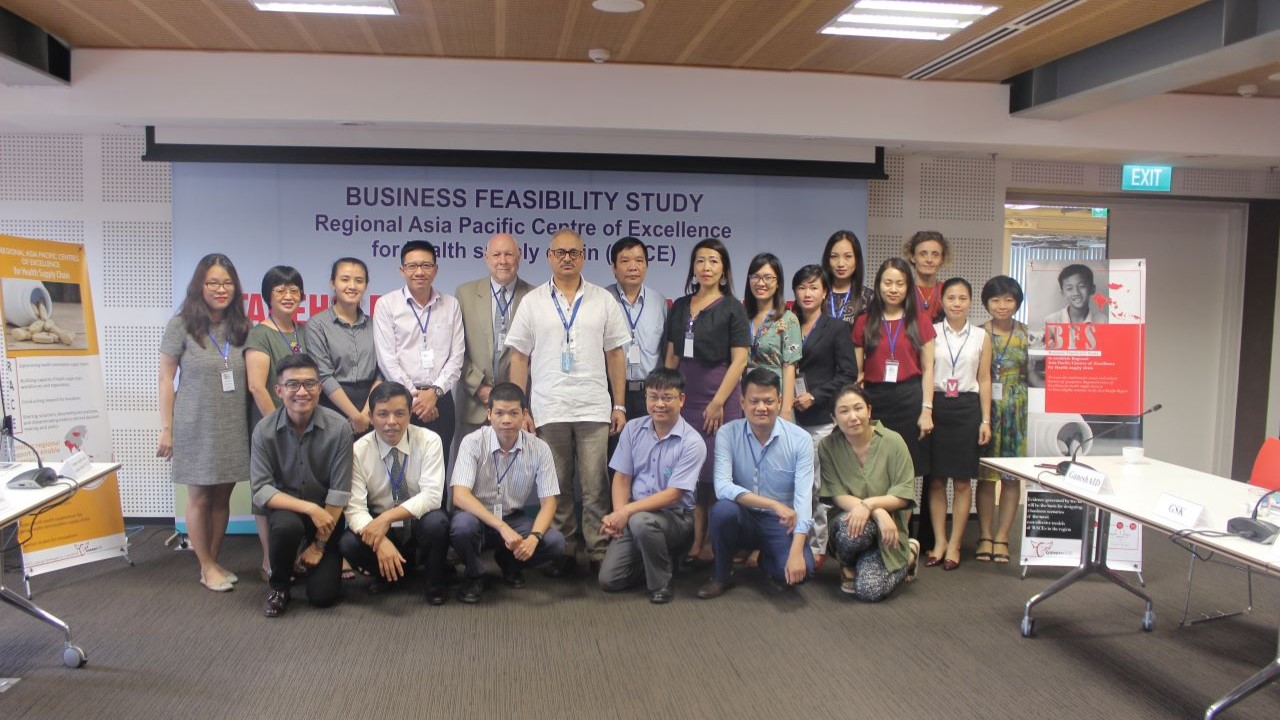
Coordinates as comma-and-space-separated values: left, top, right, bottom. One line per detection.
1122, 164, 1173, 192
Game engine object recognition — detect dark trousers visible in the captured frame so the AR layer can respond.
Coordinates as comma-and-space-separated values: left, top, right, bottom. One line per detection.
411, 390, 455, 467
267, 509, 343, 607
450, 510, 566, 578
338, 509, 450, 592
708, 500, 813, 584
598, 508, 692, 592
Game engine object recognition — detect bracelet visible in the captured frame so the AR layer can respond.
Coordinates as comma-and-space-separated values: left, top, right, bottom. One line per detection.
921, 402, 933, 410
981, 420, 990, 424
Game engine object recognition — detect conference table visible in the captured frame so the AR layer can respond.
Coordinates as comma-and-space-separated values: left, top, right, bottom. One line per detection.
982, 455, 1280, 720
0, 461, 121, 669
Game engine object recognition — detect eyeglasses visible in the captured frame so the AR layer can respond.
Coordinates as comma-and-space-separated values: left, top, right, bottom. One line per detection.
272, 286, 302, 298
281, 379, 320, 393
402, 262, 437, 272
549, 249, 584, 261
204, 280, 235, 291
645, 392, 682, 404
749, 274, 778, 286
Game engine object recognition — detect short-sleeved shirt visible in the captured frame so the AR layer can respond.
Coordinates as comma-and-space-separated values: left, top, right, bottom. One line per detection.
748, 309, 802, 378
664, 294, 750, 365
932, 320, 985, 393
828, 285, 876, 324
250, 405, 353, 511
817, 421, 916, 571
304, 306, 380, 397
504, 279, 631, 426
853, 314, 936, 383
609, 415, 705, 511
451, 426, 560, 510
713, 418, 814, 534
245, 320, 308, 409
605, 283, 668, 381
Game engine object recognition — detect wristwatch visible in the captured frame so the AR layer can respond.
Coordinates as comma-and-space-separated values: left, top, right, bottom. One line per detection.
612, 404, 626, 413
530, 531, 544, 541
312, 538, 326, 550
430, 385, 445, 397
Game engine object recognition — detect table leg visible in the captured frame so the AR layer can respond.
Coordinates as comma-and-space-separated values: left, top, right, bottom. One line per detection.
1204, 621, 1280, 719
0, 583, 87, 668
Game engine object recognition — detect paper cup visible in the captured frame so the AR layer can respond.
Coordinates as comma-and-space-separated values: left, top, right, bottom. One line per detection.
1122, 446, 1144, 463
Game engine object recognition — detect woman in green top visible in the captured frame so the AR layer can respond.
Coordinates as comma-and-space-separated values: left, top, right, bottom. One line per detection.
245, 265, 307, 580
743, 253, 802, 420
819, 384, 920, 601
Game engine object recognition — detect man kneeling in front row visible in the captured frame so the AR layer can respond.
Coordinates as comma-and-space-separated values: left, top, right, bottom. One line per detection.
598, 368, 705, 603
340, 382, 451, 605
449, 383, 564, 603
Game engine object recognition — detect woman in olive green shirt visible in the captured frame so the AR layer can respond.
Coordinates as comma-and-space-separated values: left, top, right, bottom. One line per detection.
818, 384, 920, 601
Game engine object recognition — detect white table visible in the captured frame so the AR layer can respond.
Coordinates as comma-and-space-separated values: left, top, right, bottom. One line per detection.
1, 461, 122, 668
982, 456, 1279, 720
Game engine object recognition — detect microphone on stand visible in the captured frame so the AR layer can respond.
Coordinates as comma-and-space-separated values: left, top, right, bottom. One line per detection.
1055, 404, 1163, 475
3, 416, 58, 489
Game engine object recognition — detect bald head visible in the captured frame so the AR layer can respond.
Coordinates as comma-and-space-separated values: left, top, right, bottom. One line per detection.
485, 233, 520, 286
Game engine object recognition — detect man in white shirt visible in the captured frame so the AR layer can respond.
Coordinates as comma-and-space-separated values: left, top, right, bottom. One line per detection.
507, 229, 630, 576
373, 240, 465, 464
340, 382, 450, 604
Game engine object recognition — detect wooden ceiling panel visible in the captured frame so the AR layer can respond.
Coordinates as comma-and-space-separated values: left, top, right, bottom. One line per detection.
431, 0, 497, 57
184, 0, 324, 53
503, 0, 573, 60
558, 1, 644, 64
732, 1, 860, 70
677, 0, 806, 67
1178, 62, 1280, 99
361, 3, 437, 56
613, 0, 720, 65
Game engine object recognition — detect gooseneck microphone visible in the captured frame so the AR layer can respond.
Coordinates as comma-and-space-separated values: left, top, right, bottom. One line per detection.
1055, 404, 1163, 475
4, 417, 58, 489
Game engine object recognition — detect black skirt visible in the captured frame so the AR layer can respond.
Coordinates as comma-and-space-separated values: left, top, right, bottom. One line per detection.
928, 391, 980, 478
863, 377, 928, 477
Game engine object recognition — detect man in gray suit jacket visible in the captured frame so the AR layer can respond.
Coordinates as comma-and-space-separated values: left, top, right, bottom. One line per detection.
456, 233, 535, 440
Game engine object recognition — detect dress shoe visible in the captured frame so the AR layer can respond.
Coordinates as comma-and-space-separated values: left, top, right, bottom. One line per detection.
589, 559, 602, 577
223, 571, 239, 584
924, 554, 944, 568
200, 572, 234, 593
262, 590, 290, 618
943, 558, 960, 571
696, 577, 734, 599
542, 556, 577, 578
366, 578, 390, 595
502, 568, 527, 589
426, 586, 448, 606
649, 583, 674, 604
457, 578, 483, 604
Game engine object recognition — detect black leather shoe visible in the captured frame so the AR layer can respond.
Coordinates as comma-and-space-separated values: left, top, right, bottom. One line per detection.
262, 590, 290, 617
649, 583, 674, 604
502, 568, 527, 589
542, 555, 577, 578
457, 578, 483, 604
366, 579, 389, 595
426, 586, 448, 606
696, 577, 734, 600
588, 559, 602, 577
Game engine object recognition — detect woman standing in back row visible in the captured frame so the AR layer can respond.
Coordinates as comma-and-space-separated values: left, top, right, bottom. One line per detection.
743, 252, 801, 421
305, 257, 381, 436
822, 230, 876, 323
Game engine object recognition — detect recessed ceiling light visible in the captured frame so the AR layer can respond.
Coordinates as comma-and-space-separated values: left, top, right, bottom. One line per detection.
592, 0, 644, 13
821, 0, 998, 40
251, 0, 398, 16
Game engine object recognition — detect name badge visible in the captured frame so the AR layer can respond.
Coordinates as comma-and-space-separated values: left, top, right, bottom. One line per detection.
992, 382, 1003, 401
683, 331, 695, 359
493, 503, 503, 518
627, 341, 642, 366
561, 349, 575, 373
390, 520, 406, 529
1061, 463, 1109, 496
1154, 493, 1203, 529
221, 369, 236, 392
945, 378, 959, 398
884, 360, 900, 383
496, 331, 506, 351
795, 376, 807, 396
419, 344, 435, 373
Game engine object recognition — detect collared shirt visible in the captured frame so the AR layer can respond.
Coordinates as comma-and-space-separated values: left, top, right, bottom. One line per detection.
817, 421, 916, 572
609, 415, 704, 511
504, 279, 630, 426
250, 405, 353, 510
345, 425, 445, 533
373, 286, 465, 392
305, 306, 380, 397
713, 417, 814, 534
605, 283, 668, 381
451, 426, 560, 510
932, 320, 985, 394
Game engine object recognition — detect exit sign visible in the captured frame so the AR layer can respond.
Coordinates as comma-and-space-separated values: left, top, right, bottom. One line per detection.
1122, 165, 1173, 192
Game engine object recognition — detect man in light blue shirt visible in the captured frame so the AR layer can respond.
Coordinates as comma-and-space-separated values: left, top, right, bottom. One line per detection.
598, 368, 705, 604
699, 368, 814, 599
605, 236, 668, 420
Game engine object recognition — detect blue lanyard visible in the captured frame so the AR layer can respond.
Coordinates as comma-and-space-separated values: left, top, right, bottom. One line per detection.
208, 330, 231, 367
551, 285, 584, 345
884, 319, 904, 359
829, 290, 851, 318
406, 289, 433, 340
943, 323, 969, 377
492, 284, 513, 324
617, 287, 644, 337
267, 317, 301, 354
990, 324, 1014, 373
744, 422, 773, 487
383, 450, 408, 497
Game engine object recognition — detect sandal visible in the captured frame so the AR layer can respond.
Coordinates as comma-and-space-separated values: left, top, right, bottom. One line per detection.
839, 564, 857, 595
906, 539, 920, 582
975, 537, 994, 562
992, 541, 1011, 564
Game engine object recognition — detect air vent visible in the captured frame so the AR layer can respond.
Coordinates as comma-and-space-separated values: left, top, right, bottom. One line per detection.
904, 0, 1088, 79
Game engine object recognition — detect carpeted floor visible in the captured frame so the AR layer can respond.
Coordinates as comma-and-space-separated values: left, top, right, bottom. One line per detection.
1, 522, 1278, 720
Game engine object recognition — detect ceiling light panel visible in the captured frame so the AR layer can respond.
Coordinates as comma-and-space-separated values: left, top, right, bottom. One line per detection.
821, 0, 998, 41
251, 0, 398, 15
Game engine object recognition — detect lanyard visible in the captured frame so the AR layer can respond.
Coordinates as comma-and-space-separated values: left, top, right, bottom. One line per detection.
551, 285, 584, 345
744, 422, 773, 488
383, 450, 408, 498
492, 283, 513, 325
943, 323, 970, 377
406, 289, 433, 342
990, 324, 1015, 373
884, 318, 904, 359
494, 448, 521, 489
829, 290, 851, 319
208, 330, 230, 368
617, 287, 644, 337
267, 317, 301, 354
916, 284, 938, 312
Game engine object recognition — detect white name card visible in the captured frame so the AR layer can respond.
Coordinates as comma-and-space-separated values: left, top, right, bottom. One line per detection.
1154, 493, 1204, 529
1061, 463, 1109, 496
57, 451, 91, 481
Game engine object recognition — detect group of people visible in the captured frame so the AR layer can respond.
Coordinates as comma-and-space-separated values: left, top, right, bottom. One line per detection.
158, 227, 1035, 615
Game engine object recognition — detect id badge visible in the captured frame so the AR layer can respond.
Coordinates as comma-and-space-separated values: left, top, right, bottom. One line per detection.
419, 344, 435, 372
221, 369, 236, 392
496, 331, 507, 351
884, 360, 900, 383
627, 341, 642, 366
795, 376, 808, 396
390, 520, 406, 529
683, 331, 695, 359
945, 378, 959, 398
561, 348, 575, 373
493, 503, 503, 518
992, 382, 1004, 401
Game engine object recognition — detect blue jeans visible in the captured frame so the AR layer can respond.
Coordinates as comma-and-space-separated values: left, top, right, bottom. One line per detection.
708, 500, 813, 584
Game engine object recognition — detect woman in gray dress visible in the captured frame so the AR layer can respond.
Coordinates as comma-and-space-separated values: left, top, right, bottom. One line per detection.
157, 254, 252, 593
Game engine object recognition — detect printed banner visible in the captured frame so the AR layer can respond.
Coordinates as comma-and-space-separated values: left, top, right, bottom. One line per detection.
0, 233, 126, 578
1020, 482, 1143, 572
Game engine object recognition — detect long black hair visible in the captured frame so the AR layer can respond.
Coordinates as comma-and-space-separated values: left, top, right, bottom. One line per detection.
743, 253, 785, 320
178, 253, 251, 348
683, 238, 735, 297
822, 230, 867, 293
863, 257, 925, 357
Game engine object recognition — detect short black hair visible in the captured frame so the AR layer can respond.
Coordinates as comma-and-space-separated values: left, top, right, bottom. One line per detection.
741, 367, 781, 395
368, 381, 412, 410
261, 265, 304, 299
401, 240, 437, 265
488, 382, 526, 409
941, 276, 972, 299
1058, 263, 1094, 289
275, 352, 319, 380
609, 236, 647, 265
644, 367, 685, 394
330, 257, 368, 283
981, 275, 1024, 310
